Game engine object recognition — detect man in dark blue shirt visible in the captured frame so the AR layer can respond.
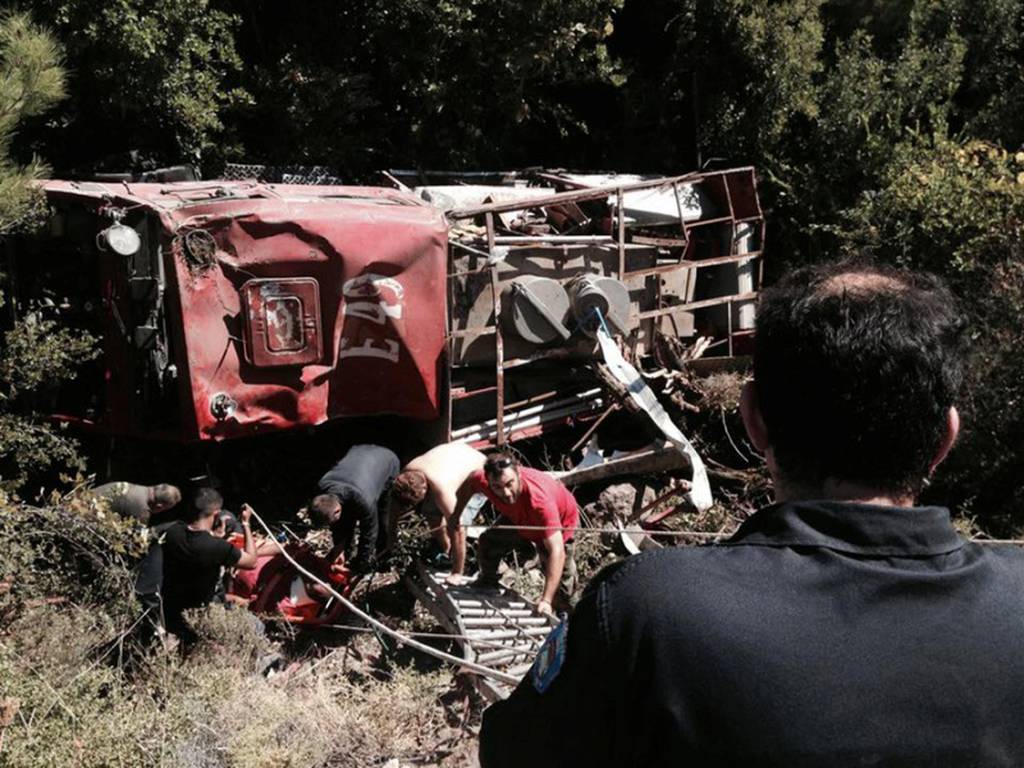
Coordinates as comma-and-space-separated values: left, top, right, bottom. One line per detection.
309, 444, 400, 573
480, 262, 1024, 766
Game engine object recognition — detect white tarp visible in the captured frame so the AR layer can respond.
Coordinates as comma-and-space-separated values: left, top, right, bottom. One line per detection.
595, 323, 714, 511
563, 173, 708, 225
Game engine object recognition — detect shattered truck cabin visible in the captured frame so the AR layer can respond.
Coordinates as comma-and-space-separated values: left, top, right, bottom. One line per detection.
3, 168, 762, 457
8, 181, 449, 442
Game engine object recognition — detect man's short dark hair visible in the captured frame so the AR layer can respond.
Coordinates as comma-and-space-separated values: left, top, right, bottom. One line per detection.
188, 487, 223, 523
484, 451, 518, 479
308, 493, 341, 528
391, 470, 428, 511
754, 261, 967, 496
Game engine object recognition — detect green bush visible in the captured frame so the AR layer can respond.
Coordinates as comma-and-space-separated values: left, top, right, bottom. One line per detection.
841, 136, 1024, 530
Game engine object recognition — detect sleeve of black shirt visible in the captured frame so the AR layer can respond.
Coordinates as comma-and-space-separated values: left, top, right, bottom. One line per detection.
215, 537, 242, 568
353, 494, 377, 567
478, 563, 624, 767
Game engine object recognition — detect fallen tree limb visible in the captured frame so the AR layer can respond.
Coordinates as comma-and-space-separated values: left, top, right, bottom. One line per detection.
552, 443, 689, 487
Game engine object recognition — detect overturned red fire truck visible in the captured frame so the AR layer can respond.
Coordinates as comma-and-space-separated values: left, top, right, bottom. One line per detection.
5, 168, 763, 454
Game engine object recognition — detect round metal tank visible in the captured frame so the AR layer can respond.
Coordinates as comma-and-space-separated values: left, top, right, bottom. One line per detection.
568, 274, 630, 336
502, 276, 571, 345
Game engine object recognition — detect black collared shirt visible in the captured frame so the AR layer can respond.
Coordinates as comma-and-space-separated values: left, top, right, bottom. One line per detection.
479, 501, 1024, 767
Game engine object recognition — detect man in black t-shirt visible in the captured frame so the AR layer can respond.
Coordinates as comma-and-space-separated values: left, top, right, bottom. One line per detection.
159, 488, 259, 647
308, 444, 400, 574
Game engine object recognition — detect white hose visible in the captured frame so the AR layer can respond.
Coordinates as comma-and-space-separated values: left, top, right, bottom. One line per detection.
249, 510, 521, 685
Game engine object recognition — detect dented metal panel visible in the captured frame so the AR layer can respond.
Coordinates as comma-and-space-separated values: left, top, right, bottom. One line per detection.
161, 192, 448, 440
35, 181, 449, 442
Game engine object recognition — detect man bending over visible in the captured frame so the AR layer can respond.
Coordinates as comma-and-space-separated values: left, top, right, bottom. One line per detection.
308, 444, 400, 574
389, 441, 487, 577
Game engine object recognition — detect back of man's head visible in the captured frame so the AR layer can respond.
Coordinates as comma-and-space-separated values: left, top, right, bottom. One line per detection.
391, 470, 429, 512
150, 483, 181, 512
753, 262, 966, 498
308, 493, 341, 528
188, 487, 223, 524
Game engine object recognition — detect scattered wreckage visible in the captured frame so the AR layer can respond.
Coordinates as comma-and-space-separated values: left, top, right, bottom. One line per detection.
7, 165, 764, 656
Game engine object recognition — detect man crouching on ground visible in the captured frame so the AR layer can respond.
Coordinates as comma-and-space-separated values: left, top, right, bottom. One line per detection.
160, 488, 259, 649
471, 452, 579, 616
308, 444, 400, 575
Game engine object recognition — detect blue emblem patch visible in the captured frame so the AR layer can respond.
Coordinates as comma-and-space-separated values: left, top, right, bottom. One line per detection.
531, 619, 568, 693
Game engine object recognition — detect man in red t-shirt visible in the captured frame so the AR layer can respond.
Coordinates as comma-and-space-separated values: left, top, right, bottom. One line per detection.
470, 452, 580, 614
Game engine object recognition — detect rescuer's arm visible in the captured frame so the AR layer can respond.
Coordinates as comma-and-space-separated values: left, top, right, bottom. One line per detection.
537, 532, 565, 614
326, 537, 346, 565
352, 497, 378, 572
441, 483, 475, 577
235, 504, 258, 570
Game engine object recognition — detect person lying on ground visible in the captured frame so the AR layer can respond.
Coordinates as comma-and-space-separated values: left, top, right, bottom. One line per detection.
389, 441, 487, 578
479, 261, 1024, 767
159, 488, 259, 649
470, 452, 580, 616
307, 444, 400, 577
92, 481, 181, 524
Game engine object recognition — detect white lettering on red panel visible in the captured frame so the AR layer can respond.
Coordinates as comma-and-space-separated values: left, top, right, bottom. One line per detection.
339, 273, 404, 364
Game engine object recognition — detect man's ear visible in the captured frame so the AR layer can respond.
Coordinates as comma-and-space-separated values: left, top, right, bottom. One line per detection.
928, 406, 960, 476
740, 380, 769, 453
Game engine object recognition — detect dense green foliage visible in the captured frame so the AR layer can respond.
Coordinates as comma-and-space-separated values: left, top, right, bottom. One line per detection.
0, 12, 97, 493
842, 137, 1024, 526
1, 1, 1022, 523
28, 0, 246, 169
0, 12, 64, 231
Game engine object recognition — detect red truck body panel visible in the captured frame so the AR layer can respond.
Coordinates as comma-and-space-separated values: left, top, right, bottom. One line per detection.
42, 181, 449, 441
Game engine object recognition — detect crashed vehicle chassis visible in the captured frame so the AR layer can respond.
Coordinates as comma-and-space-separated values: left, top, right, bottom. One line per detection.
2, 168, 763, 485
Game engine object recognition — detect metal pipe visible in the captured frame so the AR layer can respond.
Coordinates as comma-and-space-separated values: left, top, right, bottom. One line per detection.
450, 389, 602, 439
456, 400, 604, 445
462, 616, 551, 628
493, 235, 613, 244
449, 172, 703, 219
487, 212, 505, 447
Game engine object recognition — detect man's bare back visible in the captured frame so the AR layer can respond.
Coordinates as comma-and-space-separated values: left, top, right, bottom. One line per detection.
405, 442, 486, 518
391, 442, 487, 577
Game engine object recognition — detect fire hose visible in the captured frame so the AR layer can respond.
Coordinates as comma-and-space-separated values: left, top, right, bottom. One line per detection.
249, 508, 521, 685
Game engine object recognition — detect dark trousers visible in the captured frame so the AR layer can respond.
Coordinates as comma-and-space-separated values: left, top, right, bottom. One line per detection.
134, 531, 166, 647
133, 522, 200, 650
477, 517, 579, 611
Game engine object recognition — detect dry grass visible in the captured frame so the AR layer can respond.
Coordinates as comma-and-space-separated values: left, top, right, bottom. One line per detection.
0, 604, 476, 768
697, 371, 747, 411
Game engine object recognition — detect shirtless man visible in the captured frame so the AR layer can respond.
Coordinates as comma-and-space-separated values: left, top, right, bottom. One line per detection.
389, 441, 486, 578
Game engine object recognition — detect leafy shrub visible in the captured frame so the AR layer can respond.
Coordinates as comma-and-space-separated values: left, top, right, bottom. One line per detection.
841, 136, 1024, 529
